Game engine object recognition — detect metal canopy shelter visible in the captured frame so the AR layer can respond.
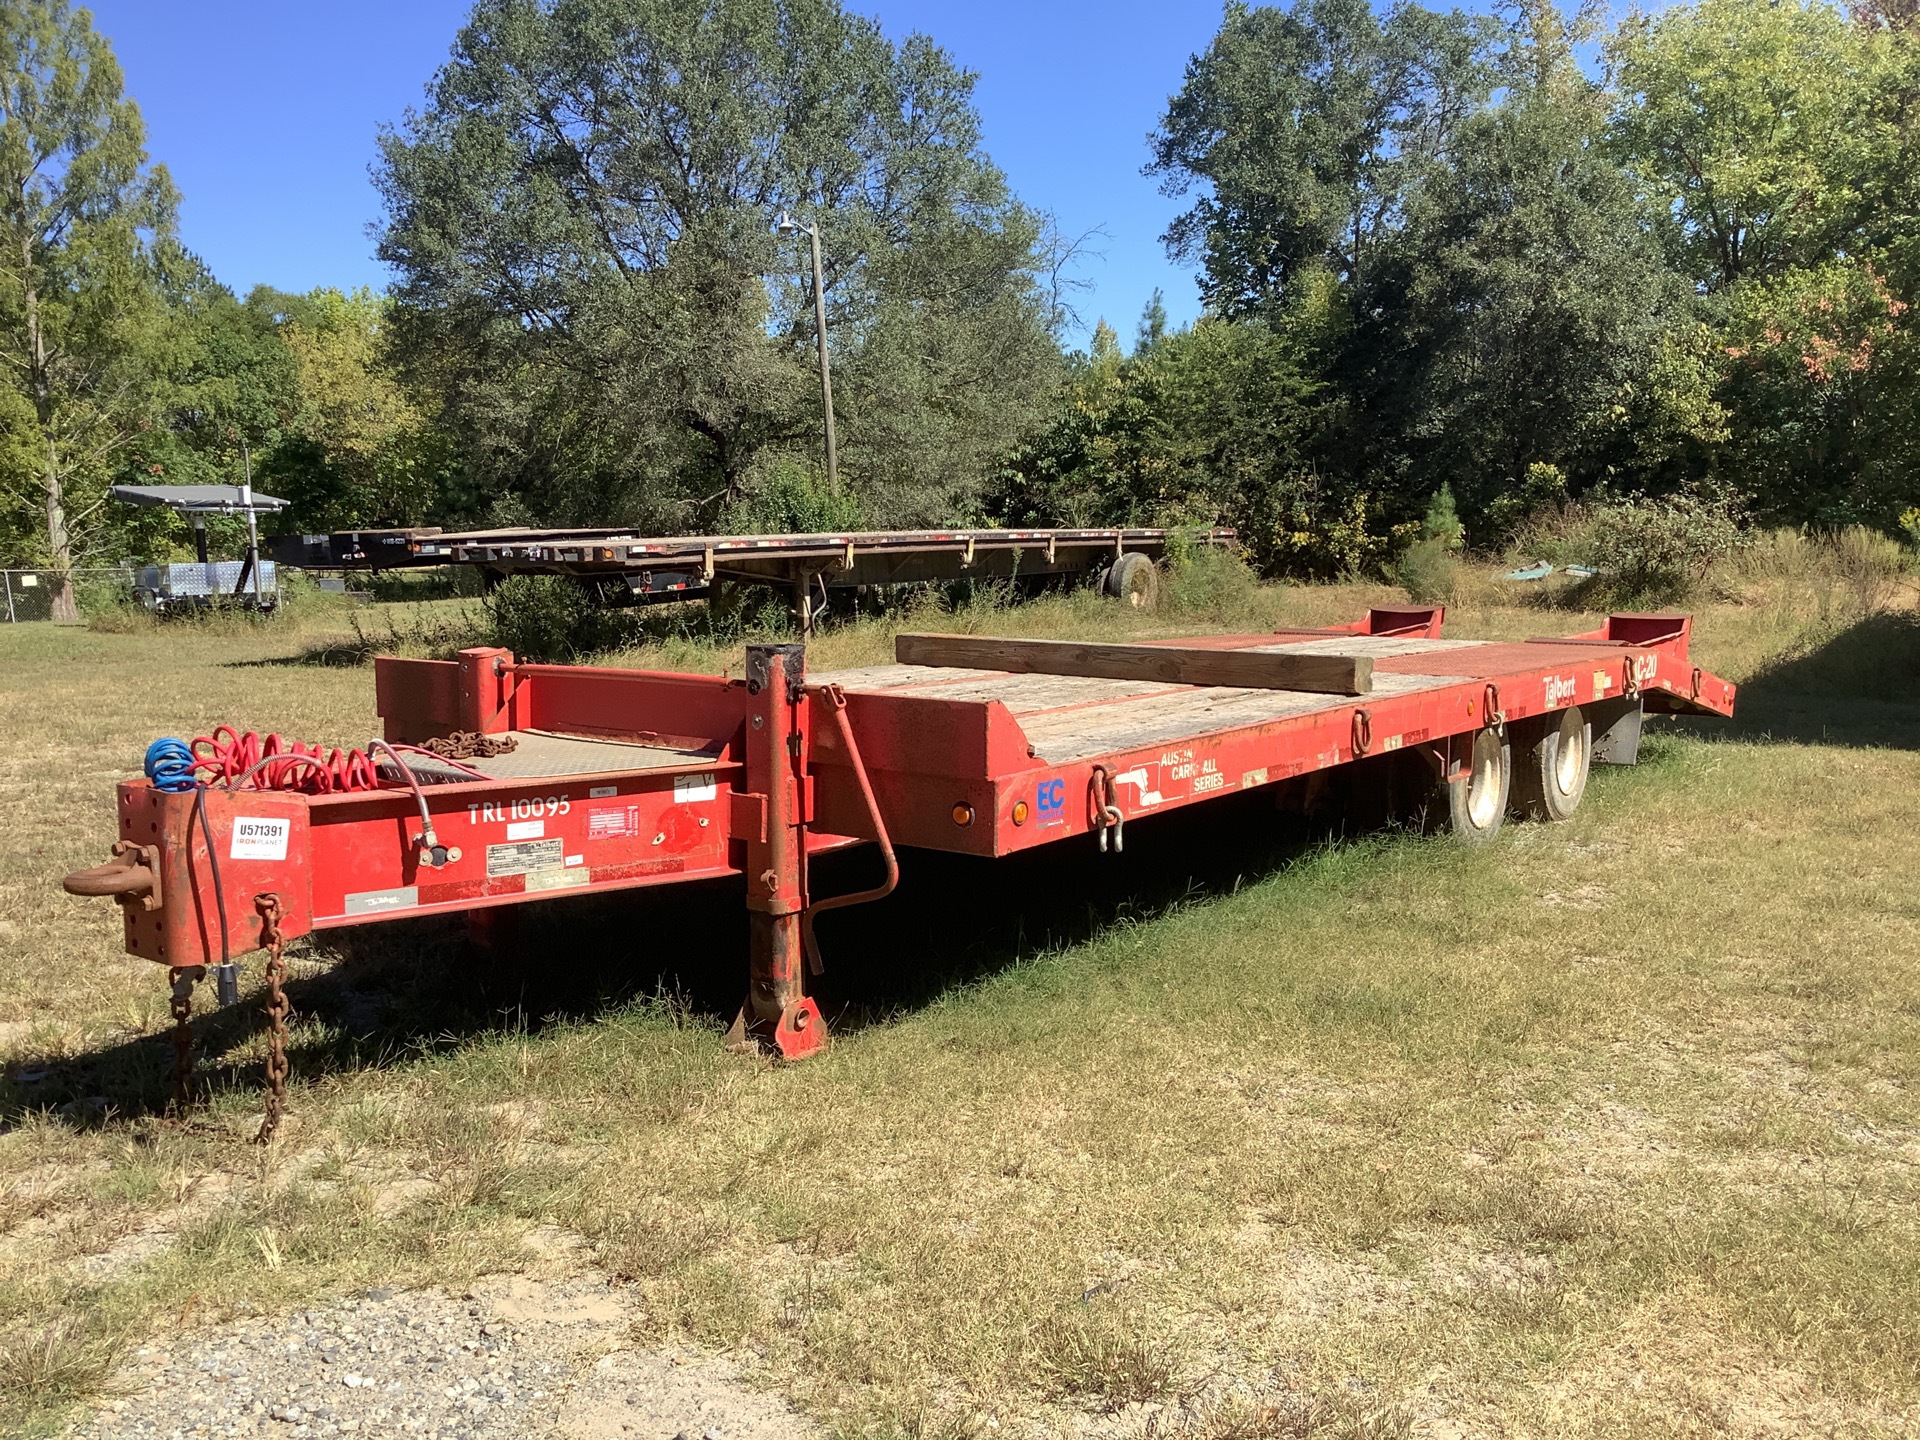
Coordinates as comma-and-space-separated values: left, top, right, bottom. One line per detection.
109, 484, 289, 608
109, 484, 292, 515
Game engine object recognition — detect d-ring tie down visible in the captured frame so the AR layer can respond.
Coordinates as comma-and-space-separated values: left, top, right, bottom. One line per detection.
1089, 765, 1124, 853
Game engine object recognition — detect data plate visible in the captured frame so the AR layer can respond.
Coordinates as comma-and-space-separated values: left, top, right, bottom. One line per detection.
486, 838, 564, 878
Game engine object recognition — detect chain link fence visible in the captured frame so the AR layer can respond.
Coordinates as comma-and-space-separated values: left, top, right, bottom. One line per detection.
0, 567, 136, 622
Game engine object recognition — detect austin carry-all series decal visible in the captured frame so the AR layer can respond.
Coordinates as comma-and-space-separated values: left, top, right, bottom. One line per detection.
1112, 747, 1225, 809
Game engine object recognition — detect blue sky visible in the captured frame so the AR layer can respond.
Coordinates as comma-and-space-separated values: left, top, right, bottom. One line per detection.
86, 1, 1224, 348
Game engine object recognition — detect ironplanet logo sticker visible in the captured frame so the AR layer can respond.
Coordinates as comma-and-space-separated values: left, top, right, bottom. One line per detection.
230, 817, 290, 862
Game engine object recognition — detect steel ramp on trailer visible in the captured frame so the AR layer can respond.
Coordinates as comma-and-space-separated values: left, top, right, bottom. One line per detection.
63, 605, 1736, 1122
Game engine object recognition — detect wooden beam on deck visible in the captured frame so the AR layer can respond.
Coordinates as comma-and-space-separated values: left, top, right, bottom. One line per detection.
894, 634, 1373, 695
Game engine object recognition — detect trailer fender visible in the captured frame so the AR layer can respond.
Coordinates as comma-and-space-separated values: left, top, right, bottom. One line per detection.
1588, 697, 1644, 766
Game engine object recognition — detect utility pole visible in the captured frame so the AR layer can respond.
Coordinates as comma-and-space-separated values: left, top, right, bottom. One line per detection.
241, 437, 264, 610
776, 212, 838, 491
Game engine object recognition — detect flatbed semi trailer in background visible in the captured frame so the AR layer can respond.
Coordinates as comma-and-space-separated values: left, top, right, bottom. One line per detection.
62, 605, 1734, 1135
272, 525, 1231, 625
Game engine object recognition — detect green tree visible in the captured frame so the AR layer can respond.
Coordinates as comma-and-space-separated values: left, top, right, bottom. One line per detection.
1148, 0, 1497, 316
260, 288, 451, 531
102, 271, 301, 563
991, 314, 1346, 571
0, 0, 181, 618
1135, 288, 1168, 354
376, 0, 1063, 533
1609, 0, 1871, 291
1385, 4, 1686, 518
1717, 261, 1920, 526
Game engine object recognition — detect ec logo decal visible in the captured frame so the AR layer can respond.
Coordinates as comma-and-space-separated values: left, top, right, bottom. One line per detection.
1036, 777, 1066, 826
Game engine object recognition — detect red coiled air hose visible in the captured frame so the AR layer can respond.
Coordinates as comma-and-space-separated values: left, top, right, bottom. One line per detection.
189, 726, 479, 794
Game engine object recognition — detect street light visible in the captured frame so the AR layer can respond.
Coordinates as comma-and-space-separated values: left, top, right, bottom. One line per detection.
776, 211, 838, 492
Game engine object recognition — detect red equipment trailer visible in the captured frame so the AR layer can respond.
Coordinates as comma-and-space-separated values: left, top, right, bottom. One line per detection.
63, 606, 1735, 1121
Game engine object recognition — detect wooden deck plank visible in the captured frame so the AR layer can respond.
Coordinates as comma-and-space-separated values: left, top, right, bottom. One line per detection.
1018, 672, 1456, 765
1245, 636, 1488, 657
896, 634, 1374, 695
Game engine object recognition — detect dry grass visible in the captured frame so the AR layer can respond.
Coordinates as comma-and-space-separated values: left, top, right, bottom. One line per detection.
1, 565, 1917, 1437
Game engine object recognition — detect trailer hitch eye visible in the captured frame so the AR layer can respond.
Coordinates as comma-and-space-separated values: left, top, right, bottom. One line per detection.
63, 842, 163, 912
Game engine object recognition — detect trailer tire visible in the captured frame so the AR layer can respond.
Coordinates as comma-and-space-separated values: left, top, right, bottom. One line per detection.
1510, 705, 1590, 822
1103, 552, 1161, 609
1445, 726, 1511, 845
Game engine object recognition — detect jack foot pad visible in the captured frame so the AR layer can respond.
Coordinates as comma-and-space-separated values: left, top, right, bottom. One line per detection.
725, 996, 828, 1061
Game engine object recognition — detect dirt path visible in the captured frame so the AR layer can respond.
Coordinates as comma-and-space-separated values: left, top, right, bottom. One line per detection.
69, 1273, 815, 1440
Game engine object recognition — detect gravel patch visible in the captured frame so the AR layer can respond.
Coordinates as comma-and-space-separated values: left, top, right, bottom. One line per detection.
69, 1272, 815, 1440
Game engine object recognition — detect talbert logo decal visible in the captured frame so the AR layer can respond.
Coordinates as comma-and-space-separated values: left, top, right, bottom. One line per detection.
1543, 674, 1577, 708
1035, 777, 1066, 827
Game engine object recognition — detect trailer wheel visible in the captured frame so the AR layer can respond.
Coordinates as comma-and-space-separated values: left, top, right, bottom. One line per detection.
1445, 726, 1511, 844
1510, 705, 1590, 821
1103, 552, 1161, 609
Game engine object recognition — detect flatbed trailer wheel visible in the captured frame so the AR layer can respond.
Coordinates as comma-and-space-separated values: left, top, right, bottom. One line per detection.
1446, 725, 1511, 844
1511, 705, 1590, 821
1102, 552, 1161, 609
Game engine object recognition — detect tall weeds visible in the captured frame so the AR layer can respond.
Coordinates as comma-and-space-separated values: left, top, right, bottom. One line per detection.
1724, 525, 1912, 624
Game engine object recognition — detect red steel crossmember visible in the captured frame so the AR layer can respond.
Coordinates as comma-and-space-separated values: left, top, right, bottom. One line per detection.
63, 609, 1736, 1069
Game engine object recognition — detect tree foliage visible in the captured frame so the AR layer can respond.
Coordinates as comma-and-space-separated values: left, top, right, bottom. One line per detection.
259, 288, 454, 532
0, 0, 183, 616
375, 0, 1064, 531
4, 0, 1919, 592
1609, 0, 1870, 291
1002, 0, 1920, 568
1148, 0, 1496, 316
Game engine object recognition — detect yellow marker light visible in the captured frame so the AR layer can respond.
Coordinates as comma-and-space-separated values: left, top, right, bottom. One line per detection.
951, 803, 975, 827
1011, 800, 1030, 826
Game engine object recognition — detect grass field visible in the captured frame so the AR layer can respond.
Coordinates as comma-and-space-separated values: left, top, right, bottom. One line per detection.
2, 567, 1918, 1438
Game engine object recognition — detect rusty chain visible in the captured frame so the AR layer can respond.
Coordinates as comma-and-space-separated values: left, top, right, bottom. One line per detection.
420, 731, 518, 760
253, 893, 289, 1145
165, 966, 201, 1116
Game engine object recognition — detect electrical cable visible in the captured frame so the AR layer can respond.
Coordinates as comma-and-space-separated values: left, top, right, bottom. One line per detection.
190, 783, 231, 976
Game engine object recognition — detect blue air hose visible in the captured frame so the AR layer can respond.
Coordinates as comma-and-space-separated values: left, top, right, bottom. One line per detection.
144, 738, 199, 793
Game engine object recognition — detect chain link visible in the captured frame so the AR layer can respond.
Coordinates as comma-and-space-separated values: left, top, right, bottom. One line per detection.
253, 894, 289, 1145
419, 731, 518, 760
165, 966, 201, 1116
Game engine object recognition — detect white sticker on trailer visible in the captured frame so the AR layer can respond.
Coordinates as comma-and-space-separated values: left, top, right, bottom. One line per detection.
589, 805, 641, 839
526, 868, 591, 893
230, 816, 290, 861
505, 818, 545, 841
344, 886, 418, 916
487, 837, 564, 878
674, 773, 718, 802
